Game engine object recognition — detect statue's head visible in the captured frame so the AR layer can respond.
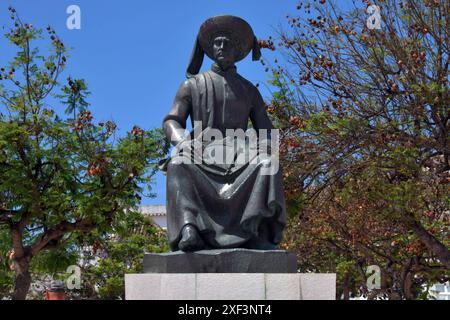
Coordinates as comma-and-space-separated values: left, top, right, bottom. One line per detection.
186, 15, 261, 77
211, 34, 237, 69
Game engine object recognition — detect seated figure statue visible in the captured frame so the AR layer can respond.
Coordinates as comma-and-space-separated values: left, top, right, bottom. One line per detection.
161, 15, 286, 252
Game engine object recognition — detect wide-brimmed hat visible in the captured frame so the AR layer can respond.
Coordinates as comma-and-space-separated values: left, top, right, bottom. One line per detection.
199, 15, 256, 62
186, 15, 261, 78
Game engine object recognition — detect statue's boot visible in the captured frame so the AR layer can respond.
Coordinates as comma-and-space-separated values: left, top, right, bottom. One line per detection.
178, 224, 205, 252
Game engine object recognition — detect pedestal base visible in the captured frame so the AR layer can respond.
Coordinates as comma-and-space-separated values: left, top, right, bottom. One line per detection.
125, 273, 336, 300
143, 249, 297, 273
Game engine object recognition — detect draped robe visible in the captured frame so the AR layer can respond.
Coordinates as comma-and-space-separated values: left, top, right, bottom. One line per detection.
163, 64, 286, 251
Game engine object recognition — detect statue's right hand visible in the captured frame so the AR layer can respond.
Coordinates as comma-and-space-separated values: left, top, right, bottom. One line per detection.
175, 139, 205, 164
175, 138, 191, 151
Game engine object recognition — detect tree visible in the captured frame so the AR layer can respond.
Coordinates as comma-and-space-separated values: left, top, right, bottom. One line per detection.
73, 210, 168, 300
0, 227, 14, 298
0, 7, 169, 299
260, 0, 449, 298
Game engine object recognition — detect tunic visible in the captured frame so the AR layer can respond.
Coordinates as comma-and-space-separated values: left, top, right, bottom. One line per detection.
163, 64, 286, 251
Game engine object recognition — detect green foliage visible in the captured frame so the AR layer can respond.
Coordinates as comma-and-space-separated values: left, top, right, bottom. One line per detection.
0, 228, 14, 298
75, 210, 168, 300
0, 8, 170, 299
269, 0, 449, 299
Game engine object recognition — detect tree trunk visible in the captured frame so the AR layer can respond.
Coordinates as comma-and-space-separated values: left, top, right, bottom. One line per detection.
12, 257, 32, 300
400, 258, 414, 300
403, 272, 414, 300
410, 220, 450, 269
341, 272, 351, 300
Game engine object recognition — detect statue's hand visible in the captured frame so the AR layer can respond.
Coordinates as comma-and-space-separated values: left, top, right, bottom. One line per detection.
175, 138, 191, 152
175, 138, 203, 163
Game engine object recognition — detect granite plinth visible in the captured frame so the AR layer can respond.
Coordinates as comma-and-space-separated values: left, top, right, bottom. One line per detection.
143, 249, 297, 273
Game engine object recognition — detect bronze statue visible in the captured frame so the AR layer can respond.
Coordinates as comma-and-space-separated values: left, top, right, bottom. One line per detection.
161, 15, 286, 252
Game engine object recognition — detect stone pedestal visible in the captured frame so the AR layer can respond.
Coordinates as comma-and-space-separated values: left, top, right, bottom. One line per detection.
126, 249, 336, 300
125, 273, 336, 300
143, 249, 297, 273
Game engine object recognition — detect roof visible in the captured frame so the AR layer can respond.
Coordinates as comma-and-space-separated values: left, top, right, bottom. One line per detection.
139, 205, 166, 217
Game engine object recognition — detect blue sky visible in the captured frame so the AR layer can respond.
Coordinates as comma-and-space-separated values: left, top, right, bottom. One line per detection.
0, 0, 301, 205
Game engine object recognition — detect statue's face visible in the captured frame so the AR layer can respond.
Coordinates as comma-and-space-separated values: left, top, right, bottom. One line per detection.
212, 35, 236, 68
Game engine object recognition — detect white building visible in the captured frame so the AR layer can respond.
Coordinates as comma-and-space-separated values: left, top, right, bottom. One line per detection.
429, 282, 450, 300
140, 205, 167, 229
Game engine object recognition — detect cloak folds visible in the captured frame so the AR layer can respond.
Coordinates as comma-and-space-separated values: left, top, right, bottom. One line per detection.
164, 71, 286, 251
